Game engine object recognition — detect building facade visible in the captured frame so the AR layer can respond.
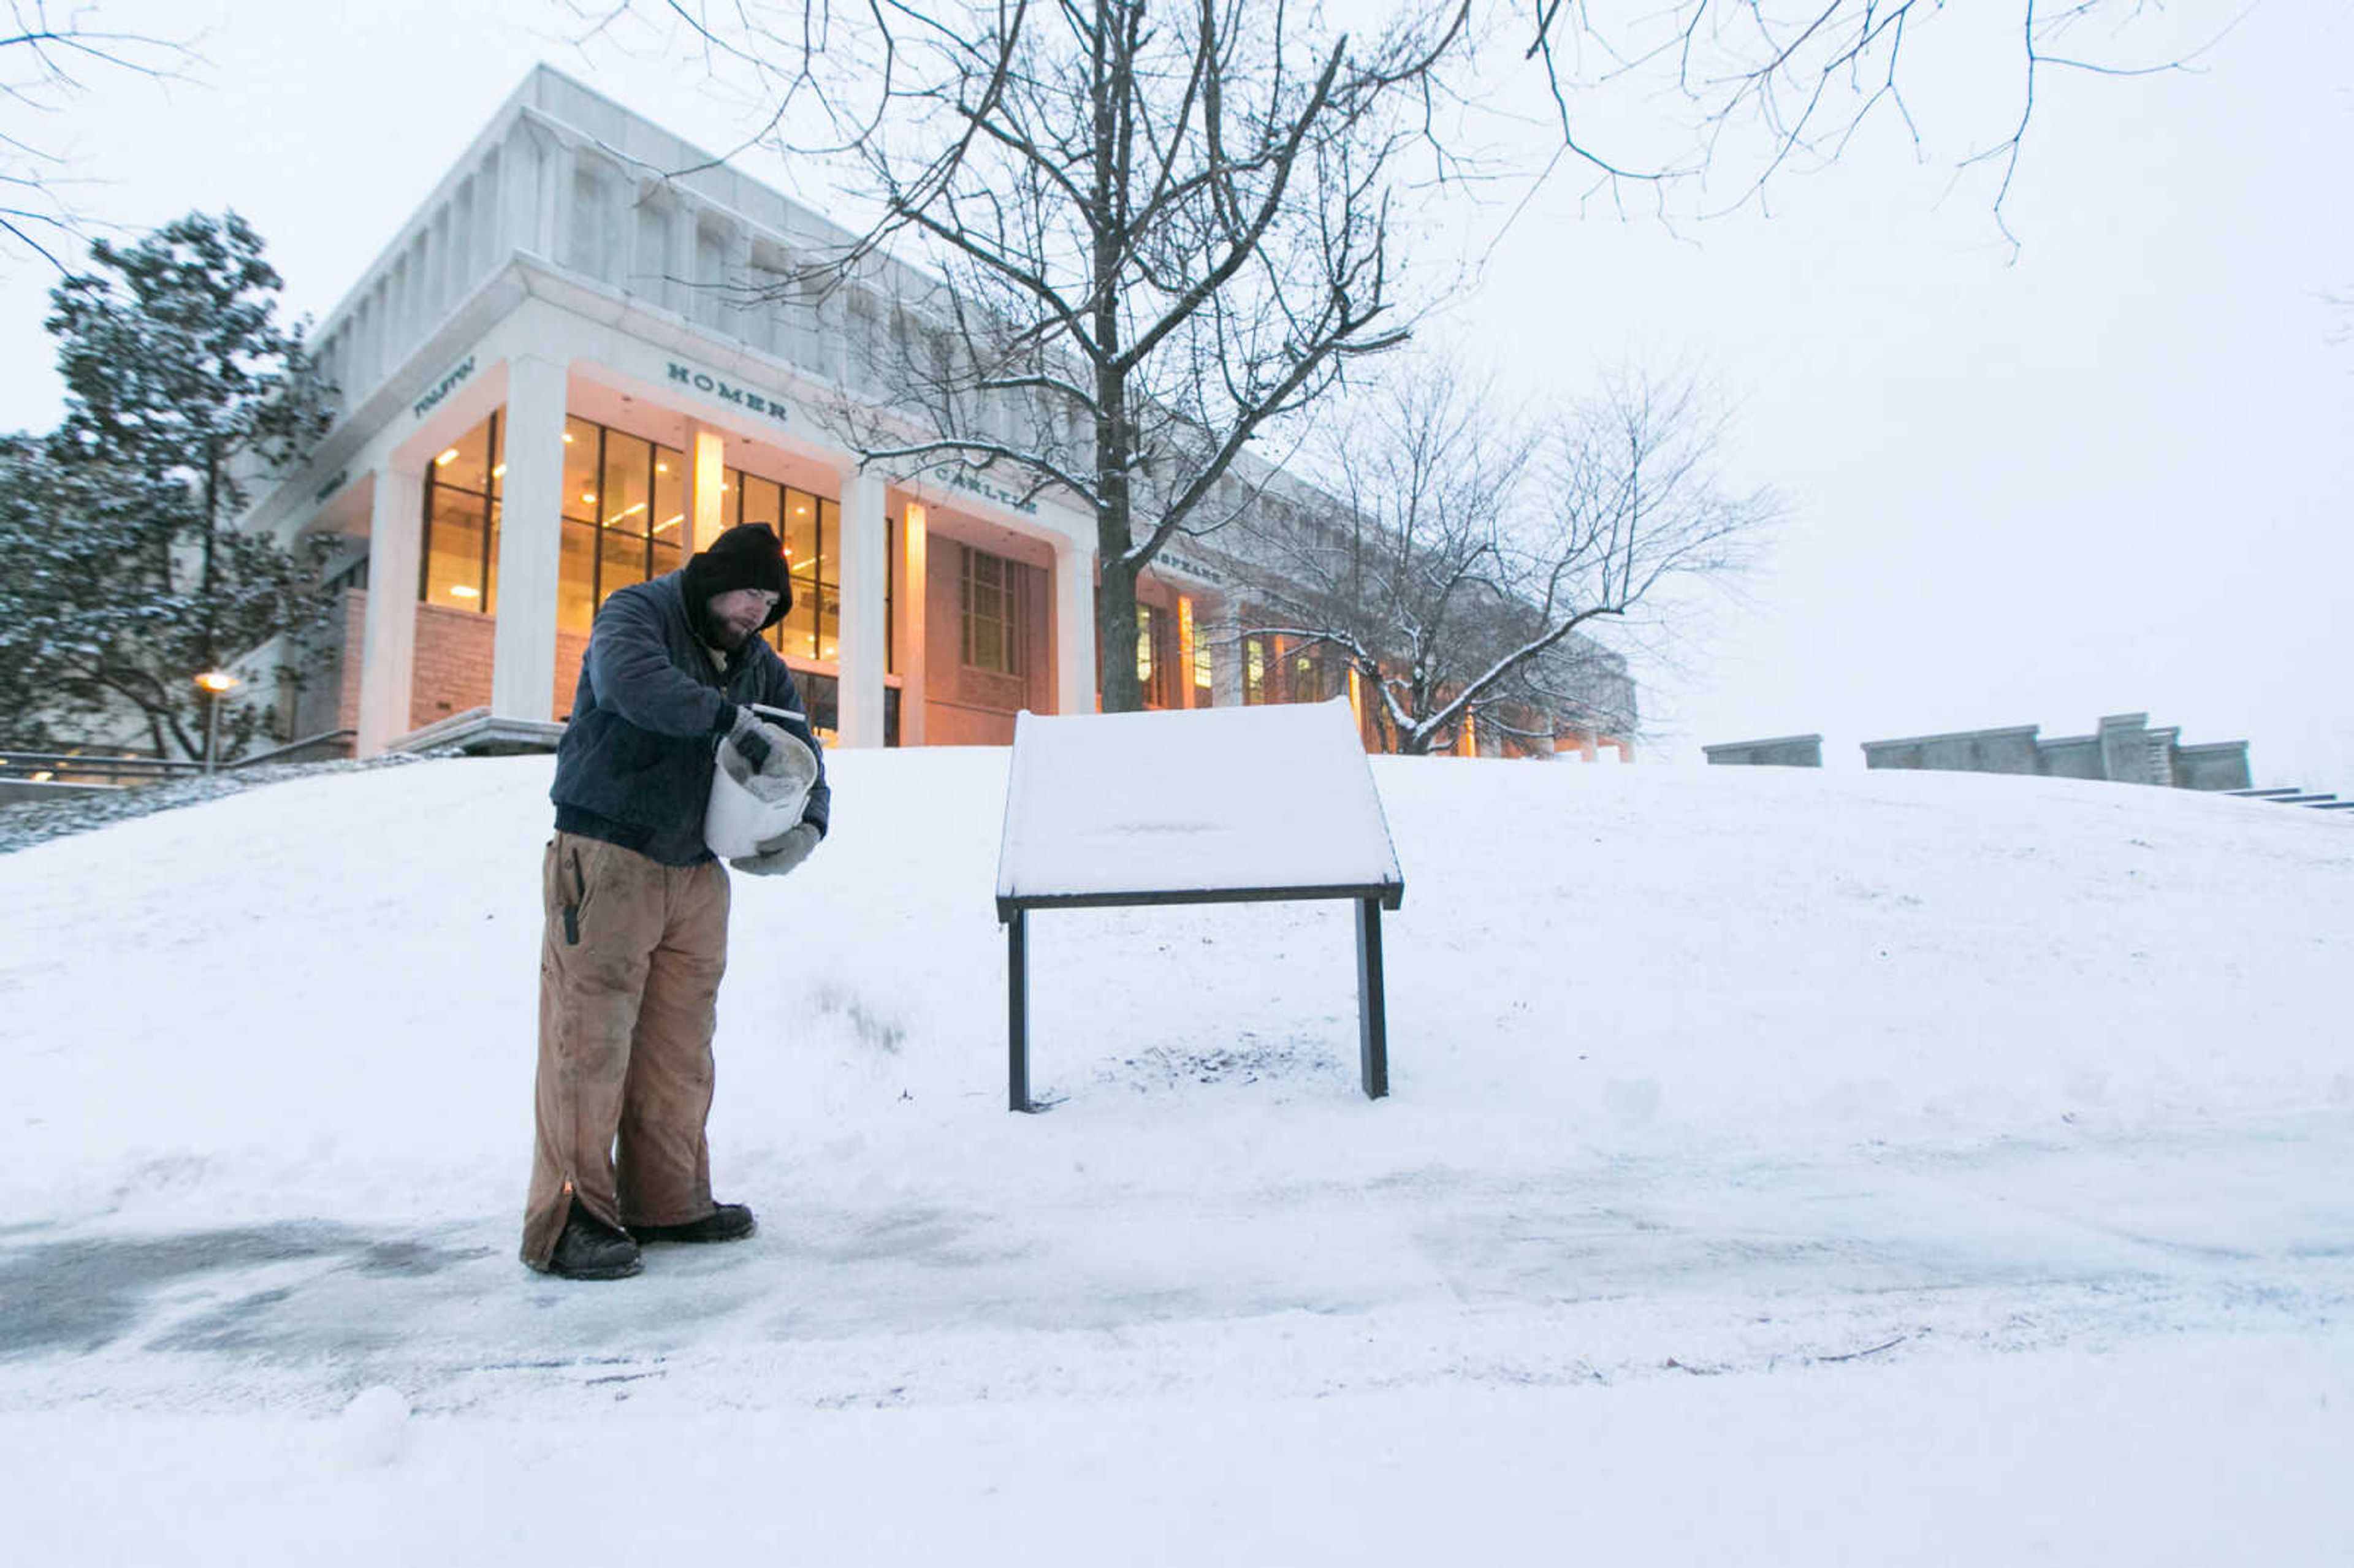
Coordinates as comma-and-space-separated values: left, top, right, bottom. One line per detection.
1860, 712, 2251, 790
245, 68, 1630, 761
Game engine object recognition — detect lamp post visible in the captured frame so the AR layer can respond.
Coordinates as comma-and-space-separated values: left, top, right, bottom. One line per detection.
194, 669, 240, 776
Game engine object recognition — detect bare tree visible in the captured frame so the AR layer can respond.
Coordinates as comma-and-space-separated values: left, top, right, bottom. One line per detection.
616, 0, 1474, 711
1, 2, 192, 269
564, 0, 2204, 711
1227, 356, 1772, 755
1510, 1, 2218, 248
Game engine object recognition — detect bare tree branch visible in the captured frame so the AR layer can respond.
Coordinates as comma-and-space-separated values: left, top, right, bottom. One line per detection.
1222, 353, 1773, 755
0, 2, 197, 270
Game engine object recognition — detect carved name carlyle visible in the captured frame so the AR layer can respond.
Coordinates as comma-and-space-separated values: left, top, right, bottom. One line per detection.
412, 355, 476, 421
928, 463, 1039, 516
667, 361, 791, 424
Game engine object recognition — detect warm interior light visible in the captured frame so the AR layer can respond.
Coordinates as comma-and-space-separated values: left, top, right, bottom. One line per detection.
605, 502, 648, 527
449, 584, 479, 599
193, 669, 239, 694
655, 462, 668, 474
581, 492, 597, 504
435, 448, 459, 466
491, 463, 506, 479
562, 432, 575, 444
655, 514, 683, 533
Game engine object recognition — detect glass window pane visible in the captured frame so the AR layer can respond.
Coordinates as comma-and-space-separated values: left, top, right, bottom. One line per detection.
431, 414, 494, 497
600, 528, 647, 606
773, 581, 817, 658
421, 490, 487, 609
972, 617, 1004, 673
601, 430, 652, 536
742, 474, 782, 535
780, 485, 817, 576
558, 523, 596, 634
814, 497, 837, 586
484, 500, 501, 616
489, 410, 505, 498
652, 444, 686, 545
563, 417, 599, 523
817, 585, 840, 663
796, 671, 840, 740
651, 535, 683, 581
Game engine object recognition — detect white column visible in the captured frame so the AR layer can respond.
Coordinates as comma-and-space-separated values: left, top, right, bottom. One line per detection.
686, 424, 727, 552
356, 465, 424, 756
1209, 604, 1244, 709
835, 467, 889, 747
489, 353, 569, 722
1175, 593, 1199, 709
896, 502, 929, 745
1053, 536, 1097, 717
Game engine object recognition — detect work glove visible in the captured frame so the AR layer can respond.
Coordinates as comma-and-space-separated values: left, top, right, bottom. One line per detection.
723, 706, 793, 778
729, 821, 820, 878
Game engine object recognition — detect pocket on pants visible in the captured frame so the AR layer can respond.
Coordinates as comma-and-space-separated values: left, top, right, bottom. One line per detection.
563, 846, 588, 945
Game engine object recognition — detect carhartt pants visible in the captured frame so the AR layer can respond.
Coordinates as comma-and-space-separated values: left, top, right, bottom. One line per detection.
520, 832, 731, 1268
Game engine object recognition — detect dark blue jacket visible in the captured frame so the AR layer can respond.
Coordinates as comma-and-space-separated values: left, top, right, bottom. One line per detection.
550, 571, 831, 866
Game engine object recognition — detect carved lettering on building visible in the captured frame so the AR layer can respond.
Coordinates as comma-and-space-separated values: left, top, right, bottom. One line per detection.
666, 361, 791, 425
927, 462, 1040, 516
1153, 550, 1227, 587
412, 355, 476, 421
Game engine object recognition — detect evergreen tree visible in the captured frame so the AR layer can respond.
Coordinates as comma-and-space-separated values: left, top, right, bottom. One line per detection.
0, 211, 335, 759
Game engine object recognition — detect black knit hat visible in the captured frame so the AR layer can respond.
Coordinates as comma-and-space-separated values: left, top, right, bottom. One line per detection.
682, 523, 793, 631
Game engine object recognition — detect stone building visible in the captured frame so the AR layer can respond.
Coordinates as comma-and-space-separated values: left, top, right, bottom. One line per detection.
1860, 713, 2250, 790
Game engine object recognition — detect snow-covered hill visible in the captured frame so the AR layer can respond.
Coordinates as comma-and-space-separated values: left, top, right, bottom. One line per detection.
2, 753, 2348, 1563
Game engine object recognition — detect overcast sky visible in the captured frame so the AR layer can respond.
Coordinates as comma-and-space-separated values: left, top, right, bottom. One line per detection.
3, 2, 2347, 786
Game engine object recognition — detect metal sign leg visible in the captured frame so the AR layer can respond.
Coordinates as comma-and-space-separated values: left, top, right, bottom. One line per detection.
1355, 897, 1389, 1100
1007, 908, 1033, 1113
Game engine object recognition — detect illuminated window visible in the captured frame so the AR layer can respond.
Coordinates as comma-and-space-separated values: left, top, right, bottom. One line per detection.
1136, 603, 1173, 707
1243, 636, 1268, 705
1184, 600, 1213, 706
418, 411, 501, 611
554, 416, 687, 634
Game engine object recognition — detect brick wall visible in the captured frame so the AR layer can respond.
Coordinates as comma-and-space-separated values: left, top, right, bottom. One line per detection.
923, 529, 1054, 745
552, 628, 590, 720
409, 604, 496, 730
298, 588, 370, 737
332, 592, 595, 736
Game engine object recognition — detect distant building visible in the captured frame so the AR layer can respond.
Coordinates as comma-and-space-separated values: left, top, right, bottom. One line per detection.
1861, 713, 2250, 791
1702, 734, 1823, 768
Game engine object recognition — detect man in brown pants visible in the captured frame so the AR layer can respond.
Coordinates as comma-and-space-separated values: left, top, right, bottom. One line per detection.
522, 522, 829, 1281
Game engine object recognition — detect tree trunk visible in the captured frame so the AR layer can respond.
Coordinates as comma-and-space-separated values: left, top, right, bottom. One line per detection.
1089, 13, 1141, 714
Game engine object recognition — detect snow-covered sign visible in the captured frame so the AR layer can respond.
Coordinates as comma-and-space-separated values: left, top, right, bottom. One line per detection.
996, 699, 1404, 907
995, 698, 1406, 1110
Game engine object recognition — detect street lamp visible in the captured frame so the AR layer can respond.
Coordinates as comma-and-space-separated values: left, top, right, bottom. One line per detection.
194, 669, 240, 776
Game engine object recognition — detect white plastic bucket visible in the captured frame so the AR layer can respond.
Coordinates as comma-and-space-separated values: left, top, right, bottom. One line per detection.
704, 706, 818, 858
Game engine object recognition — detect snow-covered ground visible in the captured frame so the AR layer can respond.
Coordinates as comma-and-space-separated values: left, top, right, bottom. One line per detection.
2, 751, 2349, 1562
